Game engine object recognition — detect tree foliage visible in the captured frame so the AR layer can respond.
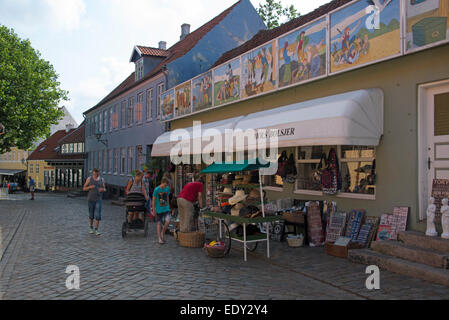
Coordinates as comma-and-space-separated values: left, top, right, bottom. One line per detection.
0, 25, 67, 153
257, 0, 301, 29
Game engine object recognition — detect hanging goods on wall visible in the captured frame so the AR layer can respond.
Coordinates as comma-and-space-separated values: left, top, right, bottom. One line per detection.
276, 151, 289, 178
321, 148, 342, 195
312, 153, 327, 184
284, 153, 298, 184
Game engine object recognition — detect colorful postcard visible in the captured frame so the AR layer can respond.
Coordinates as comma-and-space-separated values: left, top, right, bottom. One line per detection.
192, 71, 213, 112
278, 18, 327, 87
241, 40, 277, 98
175, 81, 191, 117
376, 224, 393, 241
160, 89, 175, 121
213, 58, 241, 106
330, 0, 401, 73
406, 0, 449, 51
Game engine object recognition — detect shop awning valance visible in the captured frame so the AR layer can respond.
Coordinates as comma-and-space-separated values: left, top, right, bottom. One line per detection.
201, 159, 271, 174
234, 89, 384, 150
0, 169, 26, 176
151, 89, 384, 156
151, 116, 244, 157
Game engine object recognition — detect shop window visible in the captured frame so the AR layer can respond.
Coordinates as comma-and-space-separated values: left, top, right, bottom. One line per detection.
295, 146, 376, 199
264, 153, 284, 190
121, 148, 126, 174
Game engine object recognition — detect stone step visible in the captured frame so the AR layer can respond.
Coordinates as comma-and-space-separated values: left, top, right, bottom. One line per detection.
348, 249, 449, 287
371, 240, 449, 269
398, 231, 449, 254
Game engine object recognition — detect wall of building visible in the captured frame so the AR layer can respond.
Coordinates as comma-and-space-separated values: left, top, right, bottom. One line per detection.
170, 43, 449, 233
166, 0, 266, 88
28, 160, 53, 191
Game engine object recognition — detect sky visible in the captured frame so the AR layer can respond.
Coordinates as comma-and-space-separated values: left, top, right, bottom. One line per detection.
0, 0, 330, 124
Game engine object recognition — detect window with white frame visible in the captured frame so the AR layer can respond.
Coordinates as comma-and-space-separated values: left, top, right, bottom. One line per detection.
36, 164, 39, 173
113, 104, 118, 130
136, 92, 143, 123
103, 110, 108, 133
108, 149, 113, 173
295, 146, 376, 198
135, 59, 144, 81
146, 88, 153, 121
114, 148, 118, 174
128, 97, 134, 126
121, 101, 126, 128
120, 148, 126, 174
128, 146, 133, 174
157, 83, 164, 118
99, 112, 103, 133
109, 108, 113, 132
103, 150, 107, 174
29, 164, 33, 174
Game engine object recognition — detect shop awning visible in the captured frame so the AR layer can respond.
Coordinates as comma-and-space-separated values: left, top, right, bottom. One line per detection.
151, 89, 384, 156
0, 169, 26, 176
151, 116, 244, 157
234, 89, 384, 150
201, 159, 271, 174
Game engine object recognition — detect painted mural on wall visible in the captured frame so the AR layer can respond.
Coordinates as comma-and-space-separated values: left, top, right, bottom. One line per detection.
160, 89, 175, 121
330, 0, 401, 73
406, 0, 449, 51
278, 18, 327, 88
192, 71, 213, 112
214, 58, 241, 106
241, 41, 277, 98
175, 81, 192, 117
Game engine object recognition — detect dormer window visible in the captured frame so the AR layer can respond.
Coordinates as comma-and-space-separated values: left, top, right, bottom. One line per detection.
136, 59, 144, 81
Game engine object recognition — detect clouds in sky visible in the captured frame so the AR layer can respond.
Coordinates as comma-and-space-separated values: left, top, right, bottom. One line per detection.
0, 0, 330, 123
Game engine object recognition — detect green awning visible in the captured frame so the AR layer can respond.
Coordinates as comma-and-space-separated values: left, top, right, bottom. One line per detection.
201, 159, 271, 174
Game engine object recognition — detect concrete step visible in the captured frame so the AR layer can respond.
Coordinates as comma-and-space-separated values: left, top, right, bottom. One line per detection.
371, 240, 449, 269
398, 231, 449, 254
348, 249, 449, 287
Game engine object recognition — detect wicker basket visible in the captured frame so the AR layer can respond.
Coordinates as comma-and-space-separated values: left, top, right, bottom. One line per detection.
204, 244, 226, 258
287, 237, 304, 247
178, 231, 205, 248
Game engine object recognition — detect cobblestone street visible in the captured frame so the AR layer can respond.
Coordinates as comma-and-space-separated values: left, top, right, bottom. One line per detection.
0, 193, 448, 300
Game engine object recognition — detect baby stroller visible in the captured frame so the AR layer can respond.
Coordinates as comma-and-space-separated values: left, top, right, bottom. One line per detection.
122, 192, 150, 238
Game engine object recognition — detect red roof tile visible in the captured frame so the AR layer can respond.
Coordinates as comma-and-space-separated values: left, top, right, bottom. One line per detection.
28, 129, 77, 161
85, 0, 242, 115
212, 0, 351, 68
136, 46, 170, 58
58, 122, 85, 145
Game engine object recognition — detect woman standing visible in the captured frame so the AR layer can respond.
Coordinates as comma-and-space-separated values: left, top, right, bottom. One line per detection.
126, 170, 148, 225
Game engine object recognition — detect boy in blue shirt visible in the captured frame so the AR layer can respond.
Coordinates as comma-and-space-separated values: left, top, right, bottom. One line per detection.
152, 178, 171, 244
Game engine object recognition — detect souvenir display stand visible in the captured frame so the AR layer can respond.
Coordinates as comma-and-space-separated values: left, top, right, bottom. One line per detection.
201, 160, 284, 262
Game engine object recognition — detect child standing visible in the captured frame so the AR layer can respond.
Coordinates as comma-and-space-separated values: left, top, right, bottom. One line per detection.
152, 178, 171, 244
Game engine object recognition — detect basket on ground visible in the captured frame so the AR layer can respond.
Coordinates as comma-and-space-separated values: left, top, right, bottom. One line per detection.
204, 243, 227, 258
178, 231, 205, 248
287, 237, 304, 247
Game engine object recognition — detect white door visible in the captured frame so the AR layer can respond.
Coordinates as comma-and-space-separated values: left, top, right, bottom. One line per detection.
426, 85, 449, 199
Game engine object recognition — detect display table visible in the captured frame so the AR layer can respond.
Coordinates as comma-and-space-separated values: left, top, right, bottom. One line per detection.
203, 211, 284, 261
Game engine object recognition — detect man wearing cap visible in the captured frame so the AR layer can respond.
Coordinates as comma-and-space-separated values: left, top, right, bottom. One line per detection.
177, 175, 205, 232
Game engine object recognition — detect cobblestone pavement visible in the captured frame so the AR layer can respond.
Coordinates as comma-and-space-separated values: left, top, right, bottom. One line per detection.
0, 193, 448, 300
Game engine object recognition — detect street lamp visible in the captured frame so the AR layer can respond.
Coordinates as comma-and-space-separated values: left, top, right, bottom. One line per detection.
95, 133, 108, 147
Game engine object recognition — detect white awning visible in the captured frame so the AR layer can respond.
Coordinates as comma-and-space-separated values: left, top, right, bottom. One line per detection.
235, 89, 384, 150
151, 89, 384, 156
0, 169, 26, 176
151, 116, 244, 157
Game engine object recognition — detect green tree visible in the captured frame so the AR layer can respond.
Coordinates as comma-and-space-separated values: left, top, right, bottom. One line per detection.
0, 25, 67, 153
257, 0, 301, 29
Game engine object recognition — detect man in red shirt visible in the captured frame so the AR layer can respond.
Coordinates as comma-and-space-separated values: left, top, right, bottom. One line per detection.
177, 175, 204, 232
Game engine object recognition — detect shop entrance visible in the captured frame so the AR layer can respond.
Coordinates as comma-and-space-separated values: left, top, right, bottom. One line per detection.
419, 80, 449, 219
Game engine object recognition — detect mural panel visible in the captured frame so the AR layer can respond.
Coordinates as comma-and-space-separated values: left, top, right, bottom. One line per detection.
278, 18, 327, 87
192, 71, 213, 112
213, 58, 241, 106
160, 89, 175, 121
175, 81, 192, 117
406, 0, 449, 51
330, 0, 401, 73
241, 41, 277, 98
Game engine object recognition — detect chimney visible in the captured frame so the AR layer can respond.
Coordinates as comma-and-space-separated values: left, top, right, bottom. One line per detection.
158, 41, 167, 50
180, 23, 190, 40
65, 123, 74, 132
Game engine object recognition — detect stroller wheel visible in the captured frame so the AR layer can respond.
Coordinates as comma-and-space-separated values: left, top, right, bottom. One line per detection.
121, 222, 127, 238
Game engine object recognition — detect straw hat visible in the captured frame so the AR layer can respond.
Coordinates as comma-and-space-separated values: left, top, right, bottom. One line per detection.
229, 190, 248, 205
247, 189, 260, 200
231, 203, 249, 217
218, 187, 233, 196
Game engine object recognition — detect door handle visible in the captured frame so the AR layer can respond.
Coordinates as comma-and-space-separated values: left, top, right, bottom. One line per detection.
428, 157, 432, 170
